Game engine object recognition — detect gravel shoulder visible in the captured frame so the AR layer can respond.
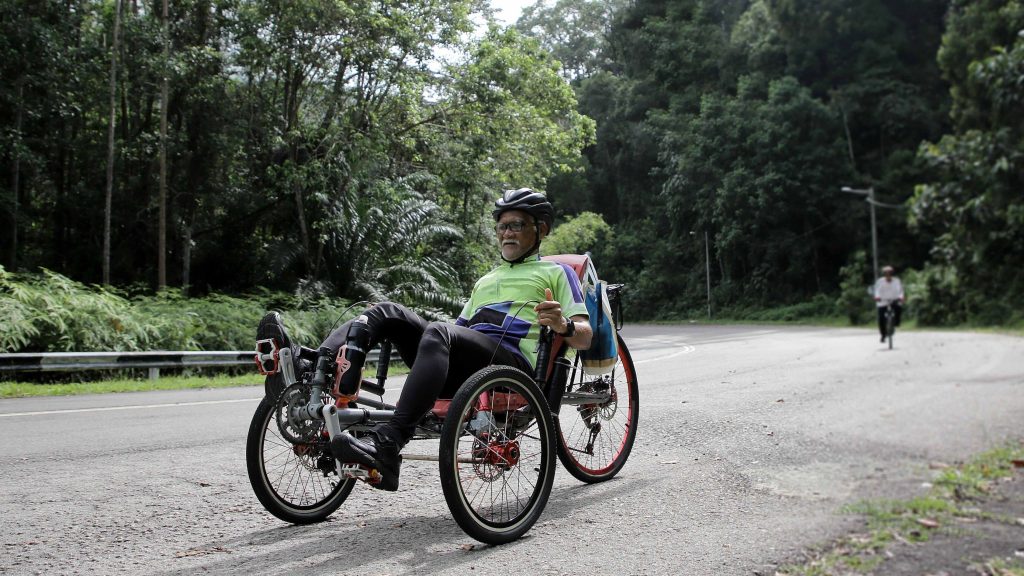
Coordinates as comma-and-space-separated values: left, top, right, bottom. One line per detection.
770, 448, 1024, 576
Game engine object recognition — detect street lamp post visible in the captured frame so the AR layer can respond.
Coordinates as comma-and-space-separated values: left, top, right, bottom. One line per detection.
691, 230, 712, 319
841, 186, 878, 283
704, 230, 711, 320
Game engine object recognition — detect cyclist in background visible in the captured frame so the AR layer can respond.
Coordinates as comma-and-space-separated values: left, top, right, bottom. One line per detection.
873, 265, 904, 342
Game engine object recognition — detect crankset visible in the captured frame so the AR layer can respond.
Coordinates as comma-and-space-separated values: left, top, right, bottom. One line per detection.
275, 382, 327, 444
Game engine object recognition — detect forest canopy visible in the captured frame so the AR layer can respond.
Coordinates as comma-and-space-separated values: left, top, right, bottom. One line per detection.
1, 0, 1021, 331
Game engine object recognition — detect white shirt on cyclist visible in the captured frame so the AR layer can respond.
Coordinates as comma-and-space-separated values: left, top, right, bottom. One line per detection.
874, 277, 904, 307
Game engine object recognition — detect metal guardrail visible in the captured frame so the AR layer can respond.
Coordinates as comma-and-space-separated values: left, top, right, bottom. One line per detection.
0, 349, 386, 380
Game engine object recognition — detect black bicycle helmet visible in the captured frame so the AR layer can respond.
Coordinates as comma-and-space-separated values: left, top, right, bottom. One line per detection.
492, 188, 555, 232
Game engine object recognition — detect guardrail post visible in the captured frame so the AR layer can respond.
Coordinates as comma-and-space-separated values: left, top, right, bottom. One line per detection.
149, 367, 160, 380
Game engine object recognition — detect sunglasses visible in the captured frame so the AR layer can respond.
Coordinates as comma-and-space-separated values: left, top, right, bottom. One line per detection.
494, 220, 530, 234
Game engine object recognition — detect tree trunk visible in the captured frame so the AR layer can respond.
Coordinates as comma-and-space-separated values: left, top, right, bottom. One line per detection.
158, 0, 169, 289
285, 65, 313, 275
181, 221, 192, 296
103, 0, 123, 285
836, 96, 857, 172
8, 81, 23, 271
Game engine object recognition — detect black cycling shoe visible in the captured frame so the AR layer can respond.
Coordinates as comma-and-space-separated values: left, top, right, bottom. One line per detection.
331, 428, 403, 491
257, 312, 302, 398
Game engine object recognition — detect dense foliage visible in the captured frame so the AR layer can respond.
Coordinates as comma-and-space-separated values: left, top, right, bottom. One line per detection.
908, 0, 1024, 324
1, 0, 1021, 355
533, 0, 953, 319
0, 0, 593, 309
0, 264, 345, 352
513, 0, 1019, 325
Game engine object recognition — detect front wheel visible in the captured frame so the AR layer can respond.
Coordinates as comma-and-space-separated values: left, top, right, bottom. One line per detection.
887, 312, 895, 349
246, 396, 355, 524
438, 366, 557, 545
556, 334, 639, 483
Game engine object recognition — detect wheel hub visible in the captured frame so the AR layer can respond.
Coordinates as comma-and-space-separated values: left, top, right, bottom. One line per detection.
487, 439, 520, 468
472, 436, 521, 480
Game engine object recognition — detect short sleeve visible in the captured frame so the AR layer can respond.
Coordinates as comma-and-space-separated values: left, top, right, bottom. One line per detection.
554, 264, 588, 319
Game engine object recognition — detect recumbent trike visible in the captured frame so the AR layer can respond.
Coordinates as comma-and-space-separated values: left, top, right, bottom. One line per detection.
245, 254, 640, 544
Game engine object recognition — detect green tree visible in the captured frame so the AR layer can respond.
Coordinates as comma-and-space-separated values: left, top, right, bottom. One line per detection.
425, 27, 597, 283
516, 0, 628, 79
661, 75, 852, 302
910, 0, 1024, 323
541, 211, 613, 256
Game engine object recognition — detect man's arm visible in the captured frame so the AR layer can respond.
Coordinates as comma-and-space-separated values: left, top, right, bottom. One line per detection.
535, 288, 593, 350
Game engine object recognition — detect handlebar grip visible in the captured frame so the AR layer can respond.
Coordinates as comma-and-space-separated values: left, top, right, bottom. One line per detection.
533, 325, 554, 383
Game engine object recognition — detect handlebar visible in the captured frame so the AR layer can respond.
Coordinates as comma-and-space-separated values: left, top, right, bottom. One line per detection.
533, 325, 553, 383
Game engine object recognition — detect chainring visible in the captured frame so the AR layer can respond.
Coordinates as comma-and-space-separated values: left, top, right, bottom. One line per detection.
274, 382, 327, 445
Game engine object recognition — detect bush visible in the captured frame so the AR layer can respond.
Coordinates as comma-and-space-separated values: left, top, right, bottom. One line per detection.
0, 267, 362, 353
836, 251, 872, 325
718, 294, 839, 322
904, 265, 965, 326
0, 267, 162, 352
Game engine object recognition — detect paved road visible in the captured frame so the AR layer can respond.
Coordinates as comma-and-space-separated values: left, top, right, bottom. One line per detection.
1, 325, 1022, 575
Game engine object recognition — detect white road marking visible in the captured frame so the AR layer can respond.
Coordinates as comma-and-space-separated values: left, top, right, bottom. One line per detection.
630, 337, 696, 364
0, 397, 261, 418
2, 337, 698, 418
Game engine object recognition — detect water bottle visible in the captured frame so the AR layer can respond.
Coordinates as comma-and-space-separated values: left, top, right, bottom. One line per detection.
333, 315, 370, 400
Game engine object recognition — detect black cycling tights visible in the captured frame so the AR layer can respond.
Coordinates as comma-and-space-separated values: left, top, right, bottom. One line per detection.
320, 302, 530, 445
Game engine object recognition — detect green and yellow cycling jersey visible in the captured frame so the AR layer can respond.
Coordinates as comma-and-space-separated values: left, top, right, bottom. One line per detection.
456, 257, 588, 369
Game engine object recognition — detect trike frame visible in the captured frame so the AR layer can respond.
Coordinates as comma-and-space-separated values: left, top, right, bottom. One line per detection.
246, 257, 639, 544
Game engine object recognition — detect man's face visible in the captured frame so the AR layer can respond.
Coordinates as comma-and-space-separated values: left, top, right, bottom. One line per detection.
884, 269, 893, 279
496, 209, 541, 262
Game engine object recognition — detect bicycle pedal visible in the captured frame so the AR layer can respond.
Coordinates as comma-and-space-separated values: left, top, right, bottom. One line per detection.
254, 338, 280, 375
338, 462, 382, 485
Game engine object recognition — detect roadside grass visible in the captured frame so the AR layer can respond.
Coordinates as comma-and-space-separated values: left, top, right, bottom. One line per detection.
0, 372, 265, 398
776, 442, 1024, 576
647, 316, 914, 329
972, 558, 1024, 575
0, 363, 409, 399
647, 315, 1024, 338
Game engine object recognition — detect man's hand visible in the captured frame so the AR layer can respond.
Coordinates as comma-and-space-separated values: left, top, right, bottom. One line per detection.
535, 288, 568, 334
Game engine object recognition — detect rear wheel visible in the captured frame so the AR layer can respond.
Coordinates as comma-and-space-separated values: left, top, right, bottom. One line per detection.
556, 334, 639, 483
439, 366, 556, 545
246, 395, 355, 524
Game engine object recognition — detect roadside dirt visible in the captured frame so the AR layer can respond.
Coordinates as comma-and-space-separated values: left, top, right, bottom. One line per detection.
877, 469, 1024, 575
771, 466, 1024, 575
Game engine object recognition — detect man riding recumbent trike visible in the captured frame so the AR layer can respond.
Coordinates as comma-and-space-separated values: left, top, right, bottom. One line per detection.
246, 189, 640, 544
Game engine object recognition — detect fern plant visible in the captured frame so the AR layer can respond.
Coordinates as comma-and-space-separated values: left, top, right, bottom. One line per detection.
322, 175, 464, 316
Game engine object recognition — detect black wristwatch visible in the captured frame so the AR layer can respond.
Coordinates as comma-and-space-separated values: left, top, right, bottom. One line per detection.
561, 316, 576, 337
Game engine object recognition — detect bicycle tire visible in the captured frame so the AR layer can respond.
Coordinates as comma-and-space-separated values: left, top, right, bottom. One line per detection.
246, 396, 355, 524
438, 366, 556, 545
887, 311, 895, 349
556, 334, 639, 483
